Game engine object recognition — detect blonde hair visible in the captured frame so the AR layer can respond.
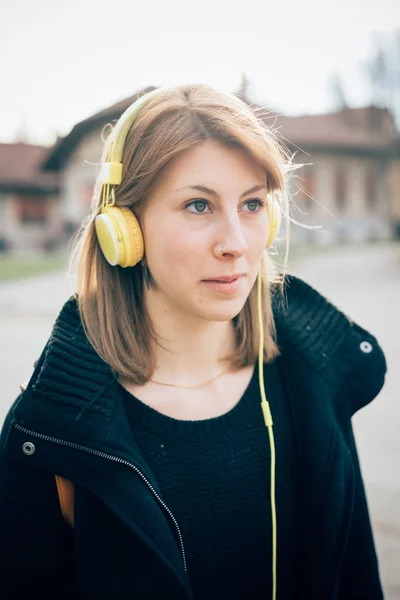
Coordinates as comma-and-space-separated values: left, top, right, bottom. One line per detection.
69, 83, 293, 384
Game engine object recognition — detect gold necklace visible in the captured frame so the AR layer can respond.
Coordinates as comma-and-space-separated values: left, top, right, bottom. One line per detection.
149, 364, 232, 389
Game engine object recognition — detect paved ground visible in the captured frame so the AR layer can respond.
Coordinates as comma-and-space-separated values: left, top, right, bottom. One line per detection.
0, 241, 399, 598
290, 241, 400, 599
0, 269, 77, 415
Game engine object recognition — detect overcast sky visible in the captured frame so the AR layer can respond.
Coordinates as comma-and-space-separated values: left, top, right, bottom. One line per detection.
1, 0, 399, 145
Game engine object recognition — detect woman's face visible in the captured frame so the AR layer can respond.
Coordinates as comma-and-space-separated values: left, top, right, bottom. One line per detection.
140, 140, 270, 322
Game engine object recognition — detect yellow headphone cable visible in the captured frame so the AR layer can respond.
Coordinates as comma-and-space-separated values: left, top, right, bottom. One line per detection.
94, 87, 278, 600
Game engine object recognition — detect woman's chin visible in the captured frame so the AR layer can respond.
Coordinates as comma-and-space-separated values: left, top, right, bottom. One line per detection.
194, 299, 246, 322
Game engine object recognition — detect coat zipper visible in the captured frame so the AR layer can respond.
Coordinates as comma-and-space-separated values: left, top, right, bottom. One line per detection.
13, 422, 188, 574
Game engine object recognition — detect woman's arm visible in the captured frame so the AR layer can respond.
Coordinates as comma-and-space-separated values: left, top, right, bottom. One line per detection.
338, 420, 384, 600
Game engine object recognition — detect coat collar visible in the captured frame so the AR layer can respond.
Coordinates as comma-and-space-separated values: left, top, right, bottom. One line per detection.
13, 273, 386, 450
6, 273, 386, 600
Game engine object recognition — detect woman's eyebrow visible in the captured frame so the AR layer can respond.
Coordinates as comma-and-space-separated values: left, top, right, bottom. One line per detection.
175, 184, 267, 199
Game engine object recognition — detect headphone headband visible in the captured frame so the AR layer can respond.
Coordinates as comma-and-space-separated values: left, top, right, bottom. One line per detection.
100, 88, 162, 186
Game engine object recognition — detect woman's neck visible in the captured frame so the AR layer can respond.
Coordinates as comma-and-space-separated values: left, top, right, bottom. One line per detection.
145, 297, 237, 386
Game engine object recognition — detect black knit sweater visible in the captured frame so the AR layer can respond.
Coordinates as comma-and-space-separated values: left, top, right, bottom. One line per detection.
119, 357, 299, 599
0, 274, 387, 599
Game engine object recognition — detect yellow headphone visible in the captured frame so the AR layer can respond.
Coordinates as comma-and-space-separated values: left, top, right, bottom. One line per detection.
94, 87, 280, 600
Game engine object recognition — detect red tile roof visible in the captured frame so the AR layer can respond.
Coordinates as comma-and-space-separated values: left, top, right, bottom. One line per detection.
42, 86, 157, 170
0, 142, 59, 191
41, 87, 399, 171
265, 106, 397, 151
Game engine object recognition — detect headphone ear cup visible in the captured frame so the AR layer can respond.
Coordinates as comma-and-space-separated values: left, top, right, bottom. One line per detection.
95, 206, 144, 267
266, 198, 282, 248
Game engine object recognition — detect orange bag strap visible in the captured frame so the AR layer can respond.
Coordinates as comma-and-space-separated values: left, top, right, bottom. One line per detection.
55, 475, 75, 528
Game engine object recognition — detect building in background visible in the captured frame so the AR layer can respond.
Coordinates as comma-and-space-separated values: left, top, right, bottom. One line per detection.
389, 137, 400, 239
41, 86, 157, 238
274, 105, 399, 244
1, 85, 399, 253
0, 143, 62, 253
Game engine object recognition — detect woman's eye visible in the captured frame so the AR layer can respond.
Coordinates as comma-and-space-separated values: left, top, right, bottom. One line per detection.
245, 198, 266, 212
185, 199, 209, 214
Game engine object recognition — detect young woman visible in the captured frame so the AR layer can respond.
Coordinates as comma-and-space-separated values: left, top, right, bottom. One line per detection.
0, 84, 387, 599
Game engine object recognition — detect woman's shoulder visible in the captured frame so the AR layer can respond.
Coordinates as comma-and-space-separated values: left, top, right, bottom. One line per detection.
8, 293, 115, 434
273, 274, 387, 416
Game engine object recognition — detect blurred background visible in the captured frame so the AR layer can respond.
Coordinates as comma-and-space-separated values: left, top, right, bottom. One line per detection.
0, 0, 399, 597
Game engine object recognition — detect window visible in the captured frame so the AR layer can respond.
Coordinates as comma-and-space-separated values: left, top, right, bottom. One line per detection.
335, 166, 347, 209
366, 167, 378, 209
17, 197, 48, 224
300, 166, 314, 205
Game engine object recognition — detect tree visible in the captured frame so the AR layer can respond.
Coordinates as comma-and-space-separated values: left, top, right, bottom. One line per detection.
362, 28, 400, 125
328, 71, 349, 111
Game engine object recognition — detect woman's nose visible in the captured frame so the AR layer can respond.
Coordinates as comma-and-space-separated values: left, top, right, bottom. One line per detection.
215, 218, 248, 257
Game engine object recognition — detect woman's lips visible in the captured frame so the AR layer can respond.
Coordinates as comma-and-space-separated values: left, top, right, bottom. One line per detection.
202, 275, 244, 294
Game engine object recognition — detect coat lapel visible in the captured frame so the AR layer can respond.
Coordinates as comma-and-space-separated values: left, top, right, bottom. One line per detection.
6, 273, 386, 600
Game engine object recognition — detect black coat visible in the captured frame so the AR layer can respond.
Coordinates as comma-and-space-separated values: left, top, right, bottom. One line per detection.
0, 275, 387, 599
